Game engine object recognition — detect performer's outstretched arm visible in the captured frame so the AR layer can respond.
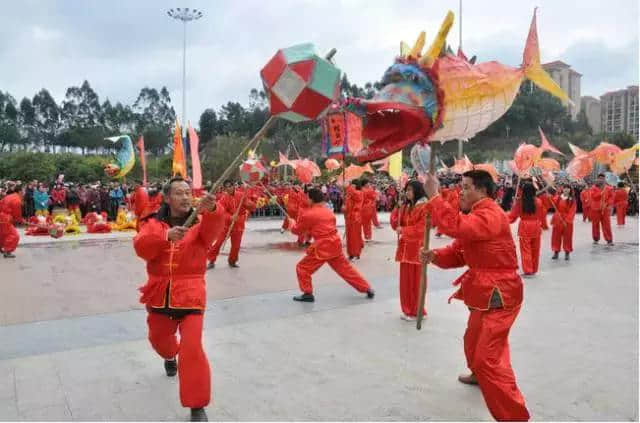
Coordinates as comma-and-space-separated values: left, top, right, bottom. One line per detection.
429, 196, 502, 241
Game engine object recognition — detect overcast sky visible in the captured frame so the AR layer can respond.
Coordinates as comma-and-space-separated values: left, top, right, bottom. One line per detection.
0, 0, 637, 128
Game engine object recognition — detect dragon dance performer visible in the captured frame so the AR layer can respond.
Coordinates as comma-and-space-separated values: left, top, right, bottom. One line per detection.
588, 174, 614, 245
390, 180, 429, 321
614, 182, 629, 226
360, 179, 378, 242
134, 177, 224, 422
509, 182, 544, 276
0, 185, 22, 258
344, 179, 364, 260
288, 188, 374, 302
207, 180, 257, 269
551, 184, 577, 260
421, 170, 529, 422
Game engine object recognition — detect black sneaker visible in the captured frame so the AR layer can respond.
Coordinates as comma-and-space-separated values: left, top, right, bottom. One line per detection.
190, 408, 208, 422
552, 252, 559, 260
229, 262, 239, 268
607, 241, 614, 246
206, 262, 215, 270
3, 252, 15, 258
164, 358, 177, 377
593, 240, 599, 244
293, 293, 315, 302
565, 252, 570, 260
366, 289, 375, 299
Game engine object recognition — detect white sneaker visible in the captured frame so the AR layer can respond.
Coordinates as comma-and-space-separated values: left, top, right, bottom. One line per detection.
401, 314, 416, 321
280, 228, 285, 234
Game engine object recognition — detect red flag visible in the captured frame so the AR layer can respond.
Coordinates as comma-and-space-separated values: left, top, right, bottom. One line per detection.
188, 123, 202, 189
172, 120, 187, 178
137, 135, 147, 186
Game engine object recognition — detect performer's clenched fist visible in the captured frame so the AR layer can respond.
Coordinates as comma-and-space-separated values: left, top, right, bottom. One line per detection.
197, 194, 217, 213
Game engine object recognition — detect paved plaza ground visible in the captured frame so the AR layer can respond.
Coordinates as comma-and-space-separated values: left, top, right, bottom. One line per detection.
0, 212, 637, 421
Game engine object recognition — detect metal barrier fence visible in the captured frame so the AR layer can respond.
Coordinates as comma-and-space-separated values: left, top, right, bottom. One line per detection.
250, 205, 285, 219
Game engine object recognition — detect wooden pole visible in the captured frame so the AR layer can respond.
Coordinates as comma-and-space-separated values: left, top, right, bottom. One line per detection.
220, 186, 250, 253
259, 182, 290, 218
183, 115, 276, 227
416, 143, 437, 330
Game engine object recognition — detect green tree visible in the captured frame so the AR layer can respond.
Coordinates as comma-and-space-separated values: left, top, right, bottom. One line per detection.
32, 89, 62, 152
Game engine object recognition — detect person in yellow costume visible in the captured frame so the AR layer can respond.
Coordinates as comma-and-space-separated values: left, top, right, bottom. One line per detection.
111, 203, 137, 231
53, 213, 81, 235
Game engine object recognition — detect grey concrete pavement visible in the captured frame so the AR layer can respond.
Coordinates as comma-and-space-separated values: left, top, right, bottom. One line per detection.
0, 213, 637, 421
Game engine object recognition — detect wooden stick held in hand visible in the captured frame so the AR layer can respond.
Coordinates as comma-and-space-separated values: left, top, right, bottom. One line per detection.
416, 143, 438, 330
183, 116, 276, 227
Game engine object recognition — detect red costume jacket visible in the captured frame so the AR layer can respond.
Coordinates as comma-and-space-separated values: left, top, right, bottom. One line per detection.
508, 198, 544, 238
614, 188, 629, 207
217, 190, 257, 233
0, 193, 23, 225
361, 187, 377, 218
134, 206, 225, 310
430, 196, 523, 311
551, 195, 576, 226
345, 186, 363, 222
588, 185, 614, 213
390, 200, 429, 264
286, 188, 301, 217
50, 188, 67, 205
145, 193, 164, 216
580, 190, 591, 209
291, 205, 343, 260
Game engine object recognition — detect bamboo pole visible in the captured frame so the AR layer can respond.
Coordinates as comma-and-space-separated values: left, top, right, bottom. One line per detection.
416, 143, 437, 330
183, 116, 275, 227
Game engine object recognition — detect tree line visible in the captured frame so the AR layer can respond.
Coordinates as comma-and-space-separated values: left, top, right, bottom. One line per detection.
0, 74, 636, 182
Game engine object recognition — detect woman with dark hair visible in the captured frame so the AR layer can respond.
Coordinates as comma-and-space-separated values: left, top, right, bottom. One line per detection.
390, 180, 429, 320
551, 184, 577, 260
509, 181, 544, 275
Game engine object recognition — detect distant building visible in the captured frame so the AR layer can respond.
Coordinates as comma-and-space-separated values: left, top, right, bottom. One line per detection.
580, 96, 601, 133
600, 85, 639, 138
542, 60, 582, 120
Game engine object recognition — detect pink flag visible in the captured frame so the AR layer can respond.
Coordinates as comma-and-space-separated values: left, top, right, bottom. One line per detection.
188, 123, 202, 189
137, 135, 147, 186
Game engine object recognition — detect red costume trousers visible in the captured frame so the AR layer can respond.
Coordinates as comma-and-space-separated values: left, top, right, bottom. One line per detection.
591, 210, 612, 242
551, 224, 573, 253
0, 214, 19, 253
372, 210, 380, 227
518, 236, 540, 274
147, 312, 211, 408
616, 204, 627, 225
208, 229, 243, 264
345, 219, 363, 258
361, 213, 373, 241
464, 306, 529, 421
582, 206, 590, 222
399, 263, 426, 317
296, 253, 370, 294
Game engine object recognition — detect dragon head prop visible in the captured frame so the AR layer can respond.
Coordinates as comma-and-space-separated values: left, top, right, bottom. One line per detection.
346, 9, 569, 163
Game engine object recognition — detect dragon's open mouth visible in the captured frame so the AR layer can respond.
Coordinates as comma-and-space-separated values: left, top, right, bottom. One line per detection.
354, 101, 433, 163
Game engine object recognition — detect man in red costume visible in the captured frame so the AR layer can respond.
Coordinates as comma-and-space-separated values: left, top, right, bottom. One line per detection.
0, 184, 22, 258
134, 177, 224, 422
421, 170, 530, 422
207, 180, 257, 268
360, 179, 378, 242
588, 174, 614, 245
614, 182, 629, 226
344, 179, 364, 260
288, 188, 374, 302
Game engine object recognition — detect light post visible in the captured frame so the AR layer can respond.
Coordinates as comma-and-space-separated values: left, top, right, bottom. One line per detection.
167, 7, 203, 133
